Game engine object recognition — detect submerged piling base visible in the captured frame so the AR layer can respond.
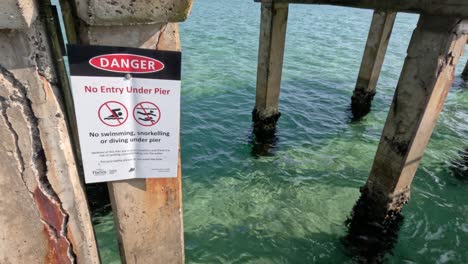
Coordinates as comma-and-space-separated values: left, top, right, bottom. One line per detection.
252, 109, 281, 138
343, 187, 405, 263
451, 148, 468, 182
251, 110, 279, 157
462, 61, 468, 81
350, 89, 376, 119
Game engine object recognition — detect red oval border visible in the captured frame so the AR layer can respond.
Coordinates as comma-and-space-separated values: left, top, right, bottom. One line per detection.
89, 53, 165, 74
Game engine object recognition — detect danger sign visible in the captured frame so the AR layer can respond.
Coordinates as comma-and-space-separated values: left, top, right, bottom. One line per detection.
67, 45, 181, 183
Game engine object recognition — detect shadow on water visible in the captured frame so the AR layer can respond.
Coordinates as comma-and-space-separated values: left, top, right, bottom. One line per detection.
85, 183, 112, 220
451, 148, 468, 182
86, 184, 120, 263
341, 193, 404, 264
185, 223, 350, 263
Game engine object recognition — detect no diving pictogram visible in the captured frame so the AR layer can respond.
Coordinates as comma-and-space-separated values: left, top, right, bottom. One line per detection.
133, 102, 161, 126
98, 101, 128, 127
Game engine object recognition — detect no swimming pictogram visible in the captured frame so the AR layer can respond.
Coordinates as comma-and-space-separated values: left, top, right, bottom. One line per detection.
133, 102, 161, 126
98, 101, 128, 127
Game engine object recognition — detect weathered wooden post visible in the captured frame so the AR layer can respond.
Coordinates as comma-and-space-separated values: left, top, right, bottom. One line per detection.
351, 10, 396, 118
253, 2, 289, 136
65, 1, 192, 263
346, 15, 468, 260
0, 0, 99, 263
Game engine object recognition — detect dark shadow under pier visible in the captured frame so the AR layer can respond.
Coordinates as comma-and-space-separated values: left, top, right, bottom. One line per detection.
85, 183, 112, 219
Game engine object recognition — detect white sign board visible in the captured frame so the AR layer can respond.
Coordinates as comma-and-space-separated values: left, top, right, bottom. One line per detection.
67, 45, 181, 183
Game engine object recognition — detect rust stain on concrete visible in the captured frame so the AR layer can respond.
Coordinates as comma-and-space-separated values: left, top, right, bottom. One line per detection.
33, 187, 73, 264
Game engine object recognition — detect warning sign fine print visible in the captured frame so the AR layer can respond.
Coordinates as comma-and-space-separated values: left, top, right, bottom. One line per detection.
67, 45, 181, 183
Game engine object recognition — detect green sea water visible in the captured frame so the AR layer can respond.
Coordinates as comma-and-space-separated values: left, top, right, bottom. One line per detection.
92, 0, 468, 263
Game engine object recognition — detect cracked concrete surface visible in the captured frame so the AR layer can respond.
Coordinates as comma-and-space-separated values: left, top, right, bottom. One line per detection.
0, 13, 98, 264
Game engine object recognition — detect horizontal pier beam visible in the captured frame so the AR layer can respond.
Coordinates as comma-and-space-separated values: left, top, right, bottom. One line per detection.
255, 0, 468, 18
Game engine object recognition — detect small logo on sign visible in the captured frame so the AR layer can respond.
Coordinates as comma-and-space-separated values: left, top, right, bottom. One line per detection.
92, 169, 107, 176
89, 54, 164, 73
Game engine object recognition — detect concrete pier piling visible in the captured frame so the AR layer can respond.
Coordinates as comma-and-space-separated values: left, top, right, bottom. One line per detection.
254, 1, 468, 260
0, 0, 99, 263
255, 0, 468, 215
254, 2, 289, 137
362, 16, 467, 216
351, 10, 396, 118
346, 16, 468, 260
1, 0, 467, 261
345, 15, 467, 263
66, 1, 192, 263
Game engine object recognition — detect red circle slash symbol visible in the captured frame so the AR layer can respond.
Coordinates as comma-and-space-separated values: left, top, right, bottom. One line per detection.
133, 102, 161, 127
98, 101, 128, 127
